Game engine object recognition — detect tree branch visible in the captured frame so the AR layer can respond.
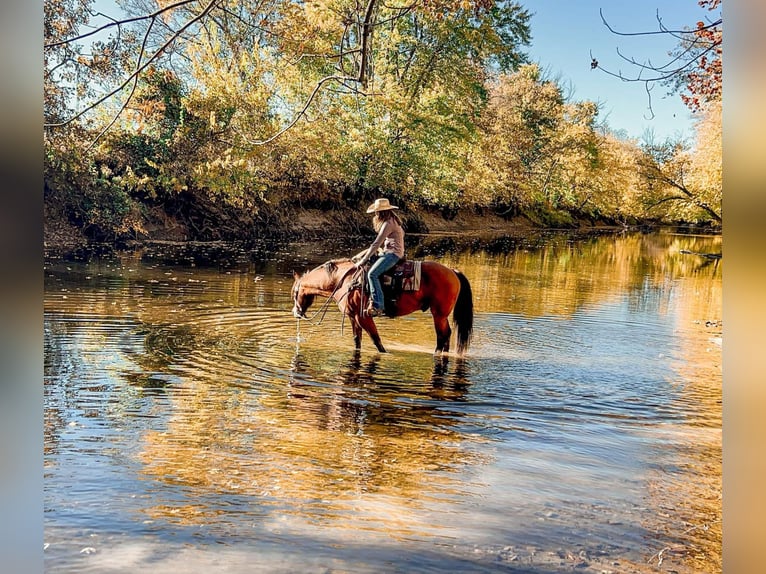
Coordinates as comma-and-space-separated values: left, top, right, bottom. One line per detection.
243, 0, 385, 145
44, 0, 201, 48
610, 42, 720, 83
592, 7, 722, 118
644, 169, 722, 222
84, 15, 157, 153
44, 0, 220, 128
358, 0, 379, 88
599, 8, 721, 38
647, 194, 688, 208
243, 74, 365, 146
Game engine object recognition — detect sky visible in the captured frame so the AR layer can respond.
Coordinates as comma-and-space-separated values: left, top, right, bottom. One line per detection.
520, 1, 718, 141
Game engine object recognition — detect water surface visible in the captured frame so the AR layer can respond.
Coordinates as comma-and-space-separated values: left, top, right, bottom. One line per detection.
44, 230, 722, 573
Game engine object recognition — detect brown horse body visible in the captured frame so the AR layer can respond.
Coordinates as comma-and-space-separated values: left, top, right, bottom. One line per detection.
291, 259, 473, 355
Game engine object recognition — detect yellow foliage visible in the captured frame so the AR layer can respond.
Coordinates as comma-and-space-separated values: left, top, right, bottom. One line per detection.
686, 101, 722, 214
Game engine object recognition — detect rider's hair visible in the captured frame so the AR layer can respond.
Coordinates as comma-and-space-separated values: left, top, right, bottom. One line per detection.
373, 208, 402, 231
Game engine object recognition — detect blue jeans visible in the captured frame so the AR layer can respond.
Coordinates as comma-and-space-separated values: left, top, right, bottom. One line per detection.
368, 251, 400, 310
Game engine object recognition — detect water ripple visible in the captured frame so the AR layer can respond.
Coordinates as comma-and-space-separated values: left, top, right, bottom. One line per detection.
44, 233, 722, 574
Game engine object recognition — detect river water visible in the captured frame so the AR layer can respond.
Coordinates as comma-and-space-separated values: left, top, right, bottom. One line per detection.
44, 229, 721, 573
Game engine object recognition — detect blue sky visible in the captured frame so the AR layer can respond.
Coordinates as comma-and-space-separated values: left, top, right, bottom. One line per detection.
520, 1, 718, 141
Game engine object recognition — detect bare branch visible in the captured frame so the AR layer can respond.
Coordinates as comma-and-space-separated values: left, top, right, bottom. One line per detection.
599, 8, 721, 38
643, 82, 655, 120
44, 0, 201, 48
243, 75, 367, 146
592, 7, 722, 118
45, 0, 220, 128
85, 15, 157, 152
610, 42, 720, 83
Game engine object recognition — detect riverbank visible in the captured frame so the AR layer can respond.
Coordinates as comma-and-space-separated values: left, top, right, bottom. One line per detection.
44, 202, 634, 255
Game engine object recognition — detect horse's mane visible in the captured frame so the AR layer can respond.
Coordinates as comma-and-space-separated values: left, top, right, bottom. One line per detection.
321, 258, 352, 276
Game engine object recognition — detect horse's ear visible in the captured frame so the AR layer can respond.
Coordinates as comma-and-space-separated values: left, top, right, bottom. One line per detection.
293, 270, 301, 280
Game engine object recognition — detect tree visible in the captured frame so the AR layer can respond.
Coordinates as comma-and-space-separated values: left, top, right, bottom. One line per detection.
45, 0, 537, 240
580, 132, 644, 222
464, 64, 626, 222
593, 1, 722, 225
45, 0, 531, 146
667, 0, 722, 112
636, 115, 721, 224
464, 64, 563, 212
680, 100, 722, 220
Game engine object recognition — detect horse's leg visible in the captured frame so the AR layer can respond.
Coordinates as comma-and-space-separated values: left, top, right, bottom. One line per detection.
359, 316, 387, 353
351, 315, 363, 349
432, 312, 452, 355
344, 292, 365, 350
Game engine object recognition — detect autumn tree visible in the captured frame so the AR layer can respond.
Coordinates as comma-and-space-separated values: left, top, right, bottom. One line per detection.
637, 101, 721, 224
464, 64, 638, 223
579, 132, 645, 223
666, 0, 722, 113
45, 0, 535, 238
45, 1, 529, 142
659, 0, 722, 225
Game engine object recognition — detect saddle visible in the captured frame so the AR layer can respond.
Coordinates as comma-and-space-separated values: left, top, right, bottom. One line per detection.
381, 259, 422, 293
356, 258, 422, 315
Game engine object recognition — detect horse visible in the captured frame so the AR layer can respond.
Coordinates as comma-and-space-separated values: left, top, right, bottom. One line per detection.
291, 258, 474, 355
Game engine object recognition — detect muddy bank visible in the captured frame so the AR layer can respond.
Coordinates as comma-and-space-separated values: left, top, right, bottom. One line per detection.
44, 203, 628, 256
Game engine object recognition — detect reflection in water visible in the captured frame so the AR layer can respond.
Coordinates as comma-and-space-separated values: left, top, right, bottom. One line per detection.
44, 230, 721, 573
135, 346, 484, 543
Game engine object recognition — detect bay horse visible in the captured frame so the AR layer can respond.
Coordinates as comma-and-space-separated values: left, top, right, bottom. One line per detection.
291, 259, 473, 355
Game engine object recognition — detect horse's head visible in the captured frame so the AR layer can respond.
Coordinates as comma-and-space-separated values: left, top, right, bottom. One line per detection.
291, 260, 352, 319
291, 271, 315, 319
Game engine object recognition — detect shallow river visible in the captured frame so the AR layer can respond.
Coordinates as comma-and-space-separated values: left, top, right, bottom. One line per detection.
44, 229, 721, 573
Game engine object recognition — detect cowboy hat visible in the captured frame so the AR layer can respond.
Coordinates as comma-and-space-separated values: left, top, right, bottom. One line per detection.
366, 198, 399, 213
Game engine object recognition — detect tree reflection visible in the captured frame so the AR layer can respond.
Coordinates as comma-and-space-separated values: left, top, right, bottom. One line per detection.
424, 230, 722, 320
136, 348, 485, 534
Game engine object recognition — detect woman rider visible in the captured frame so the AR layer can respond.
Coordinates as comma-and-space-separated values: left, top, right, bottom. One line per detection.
353, 198, 405, 317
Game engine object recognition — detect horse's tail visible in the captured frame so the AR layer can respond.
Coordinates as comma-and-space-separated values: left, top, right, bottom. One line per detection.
453, 270, 474, 355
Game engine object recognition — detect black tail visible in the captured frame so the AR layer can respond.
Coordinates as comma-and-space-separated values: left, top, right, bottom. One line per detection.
453, 271, 474, 355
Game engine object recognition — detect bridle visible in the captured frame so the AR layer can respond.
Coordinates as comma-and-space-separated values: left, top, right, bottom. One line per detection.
293, 265, 363, 325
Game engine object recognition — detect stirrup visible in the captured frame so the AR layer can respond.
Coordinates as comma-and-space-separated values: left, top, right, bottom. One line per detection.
365, 306, 382, 318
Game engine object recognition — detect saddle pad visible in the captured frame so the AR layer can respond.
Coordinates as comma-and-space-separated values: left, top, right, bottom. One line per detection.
396, 260, 421, 291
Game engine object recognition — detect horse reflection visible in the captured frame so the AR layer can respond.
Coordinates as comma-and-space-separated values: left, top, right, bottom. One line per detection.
287, 350, 382, 435
287, 351, 471, 436
135, 349, 482, 526
429, 357, 471, 399
335, 349, 381, 386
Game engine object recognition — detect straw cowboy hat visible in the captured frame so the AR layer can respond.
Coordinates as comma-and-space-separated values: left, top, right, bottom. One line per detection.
366, 198, 400, 213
